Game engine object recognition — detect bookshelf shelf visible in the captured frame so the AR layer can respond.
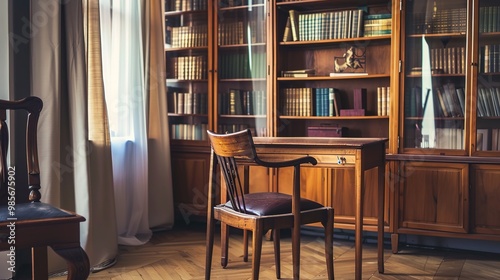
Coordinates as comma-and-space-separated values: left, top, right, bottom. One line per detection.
164, 46, 208, 52
279, 115, 389, 120
279, 35, 391, 46
219, 3, 265, 10
407, 33, 467, 38
164, 10, 207, 16
219, 114, 267, 118
278, 74, 390, 80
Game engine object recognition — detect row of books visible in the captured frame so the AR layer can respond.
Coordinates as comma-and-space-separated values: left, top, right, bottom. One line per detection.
479, 44, 500, 74
218, 52, 266, 79
280, 87, 342, 117
363, 14, 391, 37
218, 19, 266, 46
170, 55, 207, 80
412, 8, 467, 34
405, 83, 465, 118
167, 91, 208, 115
377, 86, 390, 116
477, 128, 500, 151
434, 128, 464, 149
479, 5, 500, 33
219, 0, 264, 8
283, 9, 366, 42
477, 87, 500, 117
218, 89, 267, 115
170, 123, 208, 140
435, 83, 465, 118
430, 47, 466, 75
166, 0, 207, 12
218, 125, 267, 137
166, 25, 208, 48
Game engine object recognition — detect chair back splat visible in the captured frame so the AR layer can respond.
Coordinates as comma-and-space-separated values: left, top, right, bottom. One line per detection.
205, 129, 334, 280
0, 97, 90, 280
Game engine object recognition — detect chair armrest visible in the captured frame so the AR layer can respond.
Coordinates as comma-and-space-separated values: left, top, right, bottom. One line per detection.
255, 155, 317, 168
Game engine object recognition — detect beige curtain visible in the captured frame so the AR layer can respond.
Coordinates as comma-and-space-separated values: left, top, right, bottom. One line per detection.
32, 0, 118, 273
31, 0, 173, 274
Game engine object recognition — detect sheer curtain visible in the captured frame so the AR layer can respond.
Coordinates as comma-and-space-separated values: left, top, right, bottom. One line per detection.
99, 0, 152, 245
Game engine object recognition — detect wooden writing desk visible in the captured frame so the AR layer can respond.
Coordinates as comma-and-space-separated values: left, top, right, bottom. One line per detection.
252, 137, 387, 279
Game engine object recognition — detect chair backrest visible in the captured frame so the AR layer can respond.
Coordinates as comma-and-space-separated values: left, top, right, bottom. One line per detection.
206, 129, 257, 214
0, 97, 43, 205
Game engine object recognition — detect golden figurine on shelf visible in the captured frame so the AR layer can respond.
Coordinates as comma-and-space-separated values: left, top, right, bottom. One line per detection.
334, 46, 366, 73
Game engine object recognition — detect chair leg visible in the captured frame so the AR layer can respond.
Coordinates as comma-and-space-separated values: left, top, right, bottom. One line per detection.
32, 246, 48, 280
252, 226, 264, 280
323, 209, 335, 280
292, 225, 301, 279
205, 216, 215, 280
51, 245, 90, 280
220, 223, 229, 268
243, 229, 249, 262
273, 229, 281, 279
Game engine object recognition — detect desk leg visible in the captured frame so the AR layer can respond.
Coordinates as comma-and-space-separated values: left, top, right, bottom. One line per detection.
355, 166, 364, 280
378, 164, 385, 274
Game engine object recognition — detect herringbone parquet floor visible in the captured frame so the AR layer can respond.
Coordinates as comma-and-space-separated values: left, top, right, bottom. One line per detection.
51, 223, 500, 280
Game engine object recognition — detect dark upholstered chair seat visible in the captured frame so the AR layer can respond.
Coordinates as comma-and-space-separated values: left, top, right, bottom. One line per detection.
0, 202, 75, 221
224, 192, 324, 216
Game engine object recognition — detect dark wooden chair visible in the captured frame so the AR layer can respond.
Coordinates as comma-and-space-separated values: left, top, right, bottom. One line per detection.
205, 129, 334, 280
0, 97, 90, 279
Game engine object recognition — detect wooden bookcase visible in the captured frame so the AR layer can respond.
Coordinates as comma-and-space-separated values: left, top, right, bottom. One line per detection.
165, 0, 500, 252
390, 0, 500, 252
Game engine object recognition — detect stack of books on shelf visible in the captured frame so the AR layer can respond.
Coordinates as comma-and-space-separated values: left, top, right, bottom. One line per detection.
477, 87, 500, 117
167, 25, 208, 48
170, 124, 208, 140
479, 5, 500, 33
283, 9, 364, 42
168, 91, 208, 115
281, 69, 315, 77
171, 55, 207, 80
219, 89, 267, 115
363, 13, 391, 37
377, 86, 390, 116
281, 87, 341, 117
167, 0, 208, 12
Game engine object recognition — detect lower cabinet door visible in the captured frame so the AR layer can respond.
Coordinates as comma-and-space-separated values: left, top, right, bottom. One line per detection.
399, 161, 469, 233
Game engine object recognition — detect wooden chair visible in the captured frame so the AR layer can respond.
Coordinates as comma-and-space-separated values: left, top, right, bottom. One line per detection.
205, 129, 334, 280
0, 97, 90, 279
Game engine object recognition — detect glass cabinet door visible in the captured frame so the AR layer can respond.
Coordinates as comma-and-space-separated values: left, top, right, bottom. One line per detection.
474, 0, 500, 153
402, 0, 468, 152
214, 0, 269, 136
165, 0, 210, 141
